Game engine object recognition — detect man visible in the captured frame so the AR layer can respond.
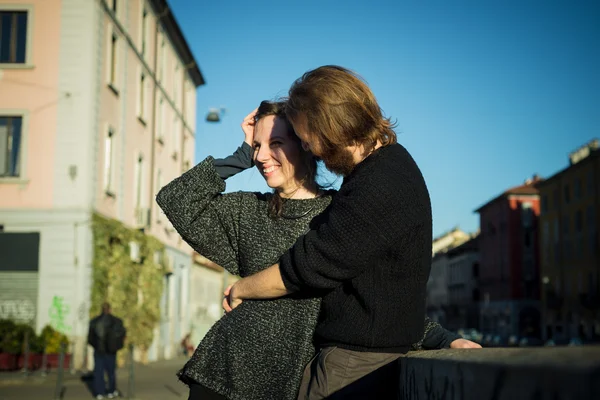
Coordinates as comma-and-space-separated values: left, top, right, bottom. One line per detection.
223, 65, 448, 399
88, 302, 126, 400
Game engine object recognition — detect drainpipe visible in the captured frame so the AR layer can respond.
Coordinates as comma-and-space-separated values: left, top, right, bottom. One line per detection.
147, 5, 169, 231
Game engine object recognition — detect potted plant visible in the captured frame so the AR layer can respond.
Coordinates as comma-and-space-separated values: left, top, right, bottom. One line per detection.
14, 323, 44, 370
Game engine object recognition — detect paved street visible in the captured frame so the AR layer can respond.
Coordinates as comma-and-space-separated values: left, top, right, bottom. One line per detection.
0, 357, 189, 400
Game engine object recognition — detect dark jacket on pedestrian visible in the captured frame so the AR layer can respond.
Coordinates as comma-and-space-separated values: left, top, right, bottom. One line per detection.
88, 313, 126, 355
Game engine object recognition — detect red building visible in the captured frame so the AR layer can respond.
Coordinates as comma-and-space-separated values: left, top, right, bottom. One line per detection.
475, 175, 543, 340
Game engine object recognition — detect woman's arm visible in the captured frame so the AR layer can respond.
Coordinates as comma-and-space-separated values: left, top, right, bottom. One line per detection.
156, 144, 253, 275
410, 317, 482, 350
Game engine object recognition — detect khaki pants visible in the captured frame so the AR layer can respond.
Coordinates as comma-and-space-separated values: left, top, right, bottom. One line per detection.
297, 347, 403, 400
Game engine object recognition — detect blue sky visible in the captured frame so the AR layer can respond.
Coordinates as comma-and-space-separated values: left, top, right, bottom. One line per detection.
168, 0, 600, 237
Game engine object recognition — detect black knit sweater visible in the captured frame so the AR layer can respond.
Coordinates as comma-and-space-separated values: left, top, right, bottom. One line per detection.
280, 143, 433, 352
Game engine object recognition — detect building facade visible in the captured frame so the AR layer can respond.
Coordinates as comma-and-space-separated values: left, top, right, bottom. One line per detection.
445, 235, 480, 331
538, 139, 599, 342
475, 176, 542, 340
0, 0, 203, 366
427, 228, 470, 325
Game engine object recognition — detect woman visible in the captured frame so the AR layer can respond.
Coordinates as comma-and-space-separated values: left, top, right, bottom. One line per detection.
157, 101, 473, 400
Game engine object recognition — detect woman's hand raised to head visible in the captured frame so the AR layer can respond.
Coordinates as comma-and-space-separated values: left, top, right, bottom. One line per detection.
242, 108, 259, 146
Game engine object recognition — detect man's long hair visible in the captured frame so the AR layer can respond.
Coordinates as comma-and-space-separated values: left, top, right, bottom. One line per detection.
286, 65, 397, 155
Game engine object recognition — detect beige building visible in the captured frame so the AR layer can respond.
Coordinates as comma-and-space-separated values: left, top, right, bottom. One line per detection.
427, 228, 470, 324
0, 0, 204, 365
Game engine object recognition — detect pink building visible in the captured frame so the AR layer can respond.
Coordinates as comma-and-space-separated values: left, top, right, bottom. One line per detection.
0, 0, 204, 365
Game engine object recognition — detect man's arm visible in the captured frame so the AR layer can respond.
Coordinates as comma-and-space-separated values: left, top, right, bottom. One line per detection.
224, 263, 291, 312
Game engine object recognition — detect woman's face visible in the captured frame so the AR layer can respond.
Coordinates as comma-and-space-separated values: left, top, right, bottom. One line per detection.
252, 115, 306, 195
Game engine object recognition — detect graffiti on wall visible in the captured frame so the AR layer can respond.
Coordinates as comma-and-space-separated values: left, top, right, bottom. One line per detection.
48, 295, 71, 333
0, 299, 36, 322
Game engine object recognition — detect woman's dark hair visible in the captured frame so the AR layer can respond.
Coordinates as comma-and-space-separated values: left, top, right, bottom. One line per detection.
254, 100, 319, 218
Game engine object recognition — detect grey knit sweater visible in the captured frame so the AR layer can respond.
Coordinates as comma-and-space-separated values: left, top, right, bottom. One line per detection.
156, 150, 460, 400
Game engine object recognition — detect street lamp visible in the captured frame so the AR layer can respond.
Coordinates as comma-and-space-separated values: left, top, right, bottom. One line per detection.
206, 107, 226, 123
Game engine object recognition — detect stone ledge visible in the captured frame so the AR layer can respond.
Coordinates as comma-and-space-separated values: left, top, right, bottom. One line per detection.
399, 347, 600, 400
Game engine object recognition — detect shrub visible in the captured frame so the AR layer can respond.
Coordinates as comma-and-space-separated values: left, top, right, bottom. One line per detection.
40, 325, 69, 354
0, 321, 43, 354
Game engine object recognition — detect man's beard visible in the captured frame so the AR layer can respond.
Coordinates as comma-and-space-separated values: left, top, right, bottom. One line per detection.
320, 147, 356, 176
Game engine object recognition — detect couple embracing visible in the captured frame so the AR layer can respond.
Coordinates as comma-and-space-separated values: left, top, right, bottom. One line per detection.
157, 65, 480, 400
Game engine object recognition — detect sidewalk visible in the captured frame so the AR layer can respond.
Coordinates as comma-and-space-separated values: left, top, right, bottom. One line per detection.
0, 357, 189, 400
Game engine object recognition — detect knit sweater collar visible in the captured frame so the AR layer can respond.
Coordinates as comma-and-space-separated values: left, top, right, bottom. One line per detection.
342, 143, 394, 183
269, 190, 333, 219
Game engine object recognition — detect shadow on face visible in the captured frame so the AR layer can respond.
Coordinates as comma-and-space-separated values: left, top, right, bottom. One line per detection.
252, 116, 308, 193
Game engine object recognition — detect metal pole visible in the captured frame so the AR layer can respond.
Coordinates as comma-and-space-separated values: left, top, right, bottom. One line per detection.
82, 340, 88, 373
22, 330, 30, 375
69, 341, 75, 374
54, 342, 66, 400
41, 342, 48, 377
127, 343, 135, 400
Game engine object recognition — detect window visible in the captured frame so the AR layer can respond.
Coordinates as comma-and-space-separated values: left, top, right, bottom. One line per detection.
157, 97, 164, 142
590, 271, 598, 296
134, 154, 144, 208
156, 168, 162, 192
174, 64, 181, 109
110, 0, 118, 15
138, 73, 146, 121
587, 171, 594, 197
576, 235, 584, 259
564, 184, 570, 205
543, 221, 550, 262
172, 118, 180, 160
524, 231, 532, 248
164, 273, 172, 317
575, 210, 583, 233
543, 221, 550, 246
141, 6, 148, 56
541, 195, 548, 214
553, 189, 560, 210
522, 202, 533, 228
588, 206, 597, 255
159, 33, 166, 83
107, 30, 118, 91
587, 205, 596, 231
0, 116, 22, 177
0, 10, 28, 64
103, 127, 116, 194
563, 215, 570, 236
563, 240, 572, 261
574, 178, 582, 201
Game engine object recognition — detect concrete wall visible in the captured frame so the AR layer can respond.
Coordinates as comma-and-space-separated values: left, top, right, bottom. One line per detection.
398, 347, 599, 400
